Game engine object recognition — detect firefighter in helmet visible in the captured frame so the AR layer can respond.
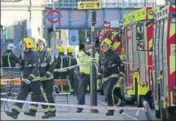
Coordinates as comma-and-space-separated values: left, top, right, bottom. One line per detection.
24, 38, 56, 118
66, 46, 77, 94
54, 45, 69, 92
98, 38, 125, 116
5, 38, 51, 119
76, 37, 99, 113
2, 43, 19, 67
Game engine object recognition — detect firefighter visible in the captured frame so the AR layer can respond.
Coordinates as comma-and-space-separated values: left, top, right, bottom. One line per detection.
24, 38, 56, 117
54, 45, 69, 92
98, 38, 125, 116
66, 47, 77, 94
5, 38, 51, 119
2, 43, 19, 67
76, 38, 99, 113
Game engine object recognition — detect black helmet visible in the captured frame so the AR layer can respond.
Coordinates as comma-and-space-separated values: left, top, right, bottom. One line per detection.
84, 37, 91, 44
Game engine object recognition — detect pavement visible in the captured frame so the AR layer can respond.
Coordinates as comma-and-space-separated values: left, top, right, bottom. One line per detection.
1, 93, 158, 120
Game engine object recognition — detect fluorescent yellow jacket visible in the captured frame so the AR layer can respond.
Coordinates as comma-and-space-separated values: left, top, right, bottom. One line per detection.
77, 50, 99, 75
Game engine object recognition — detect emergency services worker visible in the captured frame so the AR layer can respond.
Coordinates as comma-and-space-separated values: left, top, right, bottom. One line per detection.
5, 38, 51, 119
2, 43, 19, 67
24, 38, 56, 118
54, 45, 69, 92
98, 38, 125, 116
66, 47, 77, 94
76, 38, 99, 113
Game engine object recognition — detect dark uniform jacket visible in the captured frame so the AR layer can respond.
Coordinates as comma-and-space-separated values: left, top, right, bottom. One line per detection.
2, 50, 19, 67
98, 49, 124, 78
67, 54, 77, 69
55, 53, 68, 70
20, 49, 39, 81
38, 50, 55, 79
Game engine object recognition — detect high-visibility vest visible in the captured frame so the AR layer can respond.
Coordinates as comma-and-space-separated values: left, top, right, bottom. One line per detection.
77, 51, 99, 75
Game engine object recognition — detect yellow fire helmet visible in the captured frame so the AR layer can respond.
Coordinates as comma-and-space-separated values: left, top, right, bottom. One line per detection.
67, 47, 73, 53
102, 38, 112, 48
57, 45, 65, 53
23, 38, 35, 49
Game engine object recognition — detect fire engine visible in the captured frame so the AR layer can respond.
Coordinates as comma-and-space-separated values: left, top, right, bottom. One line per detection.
151, 4, 175, 120
122, 7, 159, 106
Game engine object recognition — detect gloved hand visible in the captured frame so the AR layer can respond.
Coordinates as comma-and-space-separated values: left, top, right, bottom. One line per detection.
97, 73, 102, 79
119, 72, 125, 77
118, 76, 124, 83
23, 79, 31, 84
45, 72, 51, 78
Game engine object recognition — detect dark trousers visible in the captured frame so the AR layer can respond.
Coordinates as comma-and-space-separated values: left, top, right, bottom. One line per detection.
12, 81, 49, 115
30, 79, 56, 113
77, 73, 90, 110
105, 77, 118, 112
68, 70, 75, 91
113, 87, 124, 104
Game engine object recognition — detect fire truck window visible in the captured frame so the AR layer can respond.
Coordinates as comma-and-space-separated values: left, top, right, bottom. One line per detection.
136, 23, 144, 40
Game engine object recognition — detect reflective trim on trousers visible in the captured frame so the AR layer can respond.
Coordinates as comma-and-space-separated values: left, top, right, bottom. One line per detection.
12, 105, 21, 113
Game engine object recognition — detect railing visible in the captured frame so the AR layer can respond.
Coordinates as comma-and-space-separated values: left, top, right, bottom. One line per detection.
44, 0, 156, 9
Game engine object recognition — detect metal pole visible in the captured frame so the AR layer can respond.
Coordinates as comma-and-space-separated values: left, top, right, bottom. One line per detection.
28, 0, 32, 37
85, 29, 88, 39
52, 0, 57, 56
90, 10, 98, 113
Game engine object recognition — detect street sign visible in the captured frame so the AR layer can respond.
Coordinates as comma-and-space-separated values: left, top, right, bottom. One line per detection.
77, 0, 102, 10
69, 30, 79, 46
46, 9, 60, 24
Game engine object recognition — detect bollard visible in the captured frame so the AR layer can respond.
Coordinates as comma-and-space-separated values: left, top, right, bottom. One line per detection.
143, 101, 153, 120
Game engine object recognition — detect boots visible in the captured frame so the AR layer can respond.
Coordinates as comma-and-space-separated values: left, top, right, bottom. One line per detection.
5, 111, 18, 119
42, 112, 56, 119
49, 112, 56, 117
106, 110, 114, 116
76, 108, 83, 113
24, 111, 36, 117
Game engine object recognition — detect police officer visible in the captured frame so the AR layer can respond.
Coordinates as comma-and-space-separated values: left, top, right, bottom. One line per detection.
76, 38, 99, 113
2, 43, 19, 67
5, 38, 51, 119
24, 38, 56, 118
98, 38, 124, 116
66, 47, 77, 94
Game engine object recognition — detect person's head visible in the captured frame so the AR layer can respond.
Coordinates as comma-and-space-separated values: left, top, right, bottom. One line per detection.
57, 45, 65, 54
101, 38, 112, 53
36, 38, 47, 51
84, 37, 91, 50
67, 47, 73, 55
21, 38, 35, 52
7, 43, 16, 51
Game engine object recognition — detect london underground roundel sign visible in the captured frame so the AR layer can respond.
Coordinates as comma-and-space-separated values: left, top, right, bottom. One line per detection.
46, 9, 60, 24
